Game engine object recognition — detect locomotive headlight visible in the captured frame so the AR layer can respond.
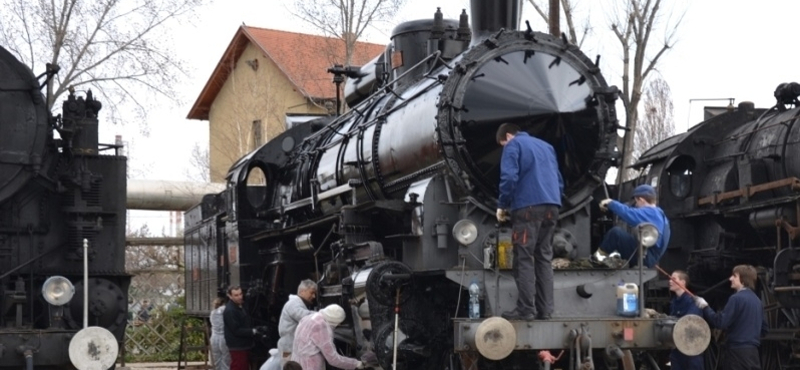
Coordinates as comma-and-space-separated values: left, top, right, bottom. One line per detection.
42, 276, 75, 306
453, 219, 478, 245
637, 223, 659, 248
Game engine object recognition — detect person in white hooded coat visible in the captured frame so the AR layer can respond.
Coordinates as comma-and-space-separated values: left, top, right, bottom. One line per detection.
210, 297, 230, 370
291, 304, 364, 370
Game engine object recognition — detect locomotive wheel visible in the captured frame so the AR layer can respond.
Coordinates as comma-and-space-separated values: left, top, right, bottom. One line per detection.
65, 278, 127, 333
373, 319, 430, 370
366, 261, 414, 306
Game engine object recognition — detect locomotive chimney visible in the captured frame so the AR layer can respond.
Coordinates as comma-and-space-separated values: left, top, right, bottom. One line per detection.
469, 0, 522, 45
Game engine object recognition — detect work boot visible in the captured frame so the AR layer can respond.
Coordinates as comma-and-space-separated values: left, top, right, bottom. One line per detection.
501, 309, 535, 321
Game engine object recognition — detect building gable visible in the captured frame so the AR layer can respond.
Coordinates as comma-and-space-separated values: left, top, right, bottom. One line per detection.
188, 26, 385, 120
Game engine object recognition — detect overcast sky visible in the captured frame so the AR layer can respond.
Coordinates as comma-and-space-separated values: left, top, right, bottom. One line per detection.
113, 0, 800, 231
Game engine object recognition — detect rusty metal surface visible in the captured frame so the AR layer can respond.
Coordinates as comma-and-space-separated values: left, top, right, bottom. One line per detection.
698, 177, 800, 206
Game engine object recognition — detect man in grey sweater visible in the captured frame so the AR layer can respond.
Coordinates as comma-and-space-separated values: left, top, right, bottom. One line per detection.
278, 280, 317, 365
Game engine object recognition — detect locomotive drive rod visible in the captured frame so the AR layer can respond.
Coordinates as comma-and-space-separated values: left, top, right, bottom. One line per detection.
655, 265, 696, 298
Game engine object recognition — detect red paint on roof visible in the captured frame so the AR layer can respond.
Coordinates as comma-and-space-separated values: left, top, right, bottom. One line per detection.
187, 26, 385, 120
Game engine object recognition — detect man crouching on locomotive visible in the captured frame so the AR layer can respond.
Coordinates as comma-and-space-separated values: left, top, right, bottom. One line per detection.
596, 185, 671, 267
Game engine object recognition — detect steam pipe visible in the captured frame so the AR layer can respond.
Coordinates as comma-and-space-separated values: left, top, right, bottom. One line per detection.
127, 180, 225, 211
24, 349, 33, 370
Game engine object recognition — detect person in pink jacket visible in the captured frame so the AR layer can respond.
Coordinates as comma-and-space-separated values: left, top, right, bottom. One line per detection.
291, 304, 364, 370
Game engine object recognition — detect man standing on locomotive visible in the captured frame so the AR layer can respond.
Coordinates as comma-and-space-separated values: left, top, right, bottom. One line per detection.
669, 270, 704, 370
695, 265, 767, 370
597, 184, 670, 268
495, 123, 563, 321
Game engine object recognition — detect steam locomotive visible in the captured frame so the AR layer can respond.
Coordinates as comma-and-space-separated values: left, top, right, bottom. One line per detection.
631, 83, 800, 369
184, 1, 711, 369
0, 46, 128, 368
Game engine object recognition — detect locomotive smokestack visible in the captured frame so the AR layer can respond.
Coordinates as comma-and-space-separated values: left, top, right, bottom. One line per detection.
469, 0, 522, 45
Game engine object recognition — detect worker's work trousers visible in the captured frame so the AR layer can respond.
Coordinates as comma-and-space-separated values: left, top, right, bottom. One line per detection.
229, 350, 249, 370
511, 204, 558, 317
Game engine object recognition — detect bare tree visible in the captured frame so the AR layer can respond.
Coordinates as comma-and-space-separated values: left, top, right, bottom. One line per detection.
126, 223, 185, 311
0, 0, 205, 124
291, 0, 405, 65
185, 142, 211, 183
126, 222, 182, 270
633, 76, 675, 161
527, 0, 592, 46
610, 0, 682, 182
524, 0, 683, 183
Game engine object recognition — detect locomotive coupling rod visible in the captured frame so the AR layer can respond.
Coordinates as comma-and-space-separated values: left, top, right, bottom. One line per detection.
655, 265, 696, 298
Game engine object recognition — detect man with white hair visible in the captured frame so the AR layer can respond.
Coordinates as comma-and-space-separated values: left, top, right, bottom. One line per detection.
292, 304, 364, 370
277, 279, 317, 365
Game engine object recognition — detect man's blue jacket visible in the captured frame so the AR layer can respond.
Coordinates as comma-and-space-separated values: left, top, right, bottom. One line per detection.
498, 132, 563, 211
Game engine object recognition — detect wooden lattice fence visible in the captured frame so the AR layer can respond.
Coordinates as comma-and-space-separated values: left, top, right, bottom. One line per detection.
125, 244, 206, 363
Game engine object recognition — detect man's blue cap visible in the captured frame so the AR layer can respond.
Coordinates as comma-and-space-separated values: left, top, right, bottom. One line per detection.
632, 184, 656, 198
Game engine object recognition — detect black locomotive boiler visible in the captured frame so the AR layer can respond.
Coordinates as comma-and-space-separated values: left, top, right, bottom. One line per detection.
631, 83, 800, 369
184, 1, 708, 369
0, 46, 129, 368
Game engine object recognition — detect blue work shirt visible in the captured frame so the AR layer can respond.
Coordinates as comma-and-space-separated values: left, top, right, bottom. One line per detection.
702, 288, 767, 349
606, 200, 670, 265
670, 293, 704, 370
498, 132, 563, 211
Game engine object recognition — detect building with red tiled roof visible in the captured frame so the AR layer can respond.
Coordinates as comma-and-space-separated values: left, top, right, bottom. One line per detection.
188, 25, 385, 181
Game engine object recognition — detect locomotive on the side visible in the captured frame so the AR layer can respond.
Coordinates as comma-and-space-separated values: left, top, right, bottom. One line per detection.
184, 1, 708, 369
0, 46, 128, 368
630, 83, 800, 369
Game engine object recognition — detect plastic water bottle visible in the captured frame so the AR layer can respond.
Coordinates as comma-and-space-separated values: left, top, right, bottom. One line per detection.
469, 280, 481, 319
616, 281, 639, 317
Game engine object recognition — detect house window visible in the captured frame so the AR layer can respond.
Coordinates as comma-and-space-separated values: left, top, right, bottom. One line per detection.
252, 120, 263, 150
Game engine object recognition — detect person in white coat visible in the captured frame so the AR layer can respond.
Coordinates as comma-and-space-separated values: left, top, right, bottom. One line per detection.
277, 280, 317, 365
292, 304, 364, 370
210, 297, 230, 370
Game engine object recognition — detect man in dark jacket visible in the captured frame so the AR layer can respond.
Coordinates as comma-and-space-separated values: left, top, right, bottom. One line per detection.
496, 123, 563, 321
223, 286, 259, 370
695, 265, 767, 370
669, 270, 704, 370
